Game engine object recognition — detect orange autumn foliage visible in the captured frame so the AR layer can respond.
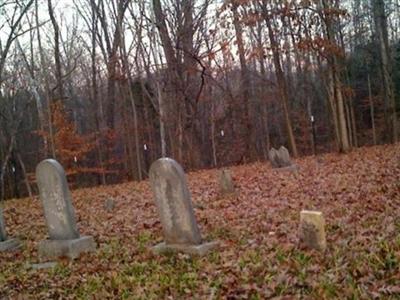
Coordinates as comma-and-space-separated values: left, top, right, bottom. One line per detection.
42, 102, 95, 174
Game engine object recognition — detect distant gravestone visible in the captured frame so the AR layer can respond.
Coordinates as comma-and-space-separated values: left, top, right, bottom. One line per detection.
218, 169, 236, 195
268, 148, 280, 168
104, 198, 115, 212
277, 146, 291, 167
36, 159, 96, 260
299, 210, 326, 252
268, 146, 297, 170
149, 158, 218, 256
0, 206, 20, 251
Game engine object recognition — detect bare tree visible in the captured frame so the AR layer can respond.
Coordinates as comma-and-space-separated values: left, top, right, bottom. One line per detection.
259, 0, 298, 157
0, 0, 34, 85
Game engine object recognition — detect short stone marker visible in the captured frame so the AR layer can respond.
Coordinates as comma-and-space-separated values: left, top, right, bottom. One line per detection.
149, 158, 218, 256
268, 148, 281, 168
268, 146, 298, 171
218, 169, 235, 195
0, 206, 21, 251
104, 198, 115, 212
299, 210, 326, 252
36, 159, 96, 260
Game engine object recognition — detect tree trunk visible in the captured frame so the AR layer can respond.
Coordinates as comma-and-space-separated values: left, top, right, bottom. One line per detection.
320, 0, 350, 152
372, 0, 398, 143
16, 153, 32, 198
47, 0, 64, 102
368, 74, 377, 145
36, 0, 56, 158
231, 2, 256, 160
262, 3, 298, 157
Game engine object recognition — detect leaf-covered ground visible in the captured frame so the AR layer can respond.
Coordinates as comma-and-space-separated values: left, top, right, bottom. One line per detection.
1, 144, 400, 299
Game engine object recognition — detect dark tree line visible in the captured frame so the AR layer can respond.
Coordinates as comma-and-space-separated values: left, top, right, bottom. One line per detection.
0, 0, 399, 199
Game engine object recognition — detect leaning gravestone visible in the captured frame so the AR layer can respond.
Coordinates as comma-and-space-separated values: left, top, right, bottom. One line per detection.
149, 158, 218, 256
36, 159, 96, 260
0, 206, 20, 251
299, 210, 326, 252
218, 169, 236, 195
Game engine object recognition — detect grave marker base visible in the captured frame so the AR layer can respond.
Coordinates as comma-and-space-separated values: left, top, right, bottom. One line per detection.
0, 238, 21, 251
38, 235, 96, 260
152, 241, 219, 256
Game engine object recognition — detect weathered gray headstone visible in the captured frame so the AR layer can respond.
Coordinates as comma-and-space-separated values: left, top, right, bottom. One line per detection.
299, 210, 326, 252
36, 159, 96, 260
218, 169, 235, 195
0, 206, 21, 251
269, 146, 297, 171
268, 148, 280, 168
149, 158, 218, 256
104, 198, 115, 212
278, 146, 292, 167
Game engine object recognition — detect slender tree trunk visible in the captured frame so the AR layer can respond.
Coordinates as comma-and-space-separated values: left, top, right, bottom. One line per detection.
320, 0, 350, 152
255, 19, 271, 157
372, 0, 398, 143
231, 2, 256, 160
156, 82, 167, 157
90, 1, 106, 184
345, 98, 353, 147
334, 68, 350, 152
36, 0, 56, 158
16, 153, 32, 198
262, 4, 298, 157
48, 0, 64, 102
119, 30, 143, 180
350, 98, 358, 147
327, 68, 341, 149
368, 74, 377, 145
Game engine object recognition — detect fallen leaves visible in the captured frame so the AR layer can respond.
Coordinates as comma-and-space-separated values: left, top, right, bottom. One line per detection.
0, 144, 400, 299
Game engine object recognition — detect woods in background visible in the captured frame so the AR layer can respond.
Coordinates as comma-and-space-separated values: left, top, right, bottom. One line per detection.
0, 0, 399, 199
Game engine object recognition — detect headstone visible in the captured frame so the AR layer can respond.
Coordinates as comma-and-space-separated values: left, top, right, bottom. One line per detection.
36, 159, 96, 260
268, 146, 297, 170
277, 146, 292, 167
104, 198, 115, 212
299, 210, 326, 252
268, 148, 280, 168
218, 169, 235, 195
0, 206, 21, 251
149, 158, 218, 256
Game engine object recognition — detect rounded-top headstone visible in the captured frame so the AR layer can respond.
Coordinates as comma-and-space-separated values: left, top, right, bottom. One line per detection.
278, 146, 292, 167
36, 159, 79, 240
268, 148, 280, 168
149, 158, 202, 245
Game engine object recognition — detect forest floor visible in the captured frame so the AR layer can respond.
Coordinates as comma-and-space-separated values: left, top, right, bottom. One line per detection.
1, 144, 400, 299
